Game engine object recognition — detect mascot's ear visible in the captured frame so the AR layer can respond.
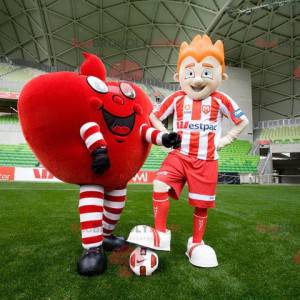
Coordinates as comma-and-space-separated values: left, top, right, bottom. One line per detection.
80, 52, 106, 81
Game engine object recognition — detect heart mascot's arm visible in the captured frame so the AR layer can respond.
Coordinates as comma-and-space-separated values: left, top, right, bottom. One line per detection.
80, 122, 110, 174
140, 123, 181, 149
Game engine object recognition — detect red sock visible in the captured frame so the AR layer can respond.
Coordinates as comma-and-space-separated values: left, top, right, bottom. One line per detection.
192, 207, 208, 243
153, 192, 169, 232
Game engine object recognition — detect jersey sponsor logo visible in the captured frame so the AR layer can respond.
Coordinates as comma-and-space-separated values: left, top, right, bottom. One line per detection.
202, 105, 211, 114
177, 121, 189, 129
233, 108, 244, 118
177, 121, 217, 131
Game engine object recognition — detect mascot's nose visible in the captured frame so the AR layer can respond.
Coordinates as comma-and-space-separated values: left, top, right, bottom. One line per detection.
112, 95, 124, 105
192, 77, 204, 86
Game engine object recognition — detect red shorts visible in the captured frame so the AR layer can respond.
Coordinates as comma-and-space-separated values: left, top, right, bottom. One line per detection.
155, 150, 218, 208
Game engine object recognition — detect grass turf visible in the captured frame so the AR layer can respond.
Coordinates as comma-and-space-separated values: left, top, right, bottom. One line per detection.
0, 182, 299, 300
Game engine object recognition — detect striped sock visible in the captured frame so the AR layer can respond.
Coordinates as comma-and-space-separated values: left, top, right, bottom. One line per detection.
192, 207, 207, 243
153, 191, 169, 232
79, 185, 104, 249
103, 188, 126, 237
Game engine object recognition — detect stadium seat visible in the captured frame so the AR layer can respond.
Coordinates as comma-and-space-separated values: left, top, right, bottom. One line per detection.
0, 144, 38, 167
0, 114, 19, 124
259, 126, 300, 144
217, 140, 259, 173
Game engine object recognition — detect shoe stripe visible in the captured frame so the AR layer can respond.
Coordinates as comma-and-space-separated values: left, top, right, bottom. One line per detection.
188, 244, 201, 258
151, 228, 160, 247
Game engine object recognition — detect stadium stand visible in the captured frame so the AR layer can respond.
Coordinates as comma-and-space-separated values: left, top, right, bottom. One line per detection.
0, 63, 46, 93
142, 140, 259, 173
259, 126, 300, 144
1, 67, 44, 82
0, 62, 170, 103
218, 140, 259, 173
0, 62, 20, 77
0, 114, 19, 124
0, 63, 45, 81
0, 140, 259, 173
0, 144, 38, 167
142, 145, 167, 171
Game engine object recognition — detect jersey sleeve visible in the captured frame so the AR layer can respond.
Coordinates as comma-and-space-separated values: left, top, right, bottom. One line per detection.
153, 90, 185, 121
216, 91, 248, 125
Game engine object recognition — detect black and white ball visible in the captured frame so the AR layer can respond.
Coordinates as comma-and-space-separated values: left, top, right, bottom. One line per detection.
129, 247, 159, 276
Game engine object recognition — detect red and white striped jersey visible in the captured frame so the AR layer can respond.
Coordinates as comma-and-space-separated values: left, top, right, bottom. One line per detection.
153, 90, 248, 160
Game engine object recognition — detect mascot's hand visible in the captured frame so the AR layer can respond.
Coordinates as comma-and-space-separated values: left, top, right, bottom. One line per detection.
91, 147, 110, 174
162, 132, 181, 148
217, 135, 233, 150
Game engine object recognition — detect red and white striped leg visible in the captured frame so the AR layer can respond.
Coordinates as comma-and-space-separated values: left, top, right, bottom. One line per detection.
79, 185, 104, 249
103, 188, 127, 237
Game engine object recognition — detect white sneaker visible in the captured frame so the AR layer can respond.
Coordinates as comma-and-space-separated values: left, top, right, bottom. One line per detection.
127, 225, 171, 251
186, 236, 218, 268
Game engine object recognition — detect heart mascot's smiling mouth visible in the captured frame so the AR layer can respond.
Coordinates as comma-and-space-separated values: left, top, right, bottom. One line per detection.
102, 108, 136, 136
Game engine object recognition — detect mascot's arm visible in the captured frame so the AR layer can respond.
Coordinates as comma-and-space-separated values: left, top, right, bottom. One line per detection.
218, 118, 249, 149
80, 122, 110, 174
140, 123, 181, 149
149, 112, 169, 132
216, 92, 249, 150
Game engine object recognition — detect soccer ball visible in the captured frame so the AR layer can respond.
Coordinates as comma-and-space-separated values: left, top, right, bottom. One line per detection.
129, 247, 159, 276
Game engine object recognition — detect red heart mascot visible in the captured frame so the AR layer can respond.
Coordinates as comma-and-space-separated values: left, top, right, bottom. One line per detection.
18, 52, 181, 276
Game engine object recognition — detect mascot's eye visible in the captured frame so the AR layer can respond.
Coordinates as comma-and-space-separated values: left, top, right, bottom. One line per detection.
185, 68, 195, 79
202, 69, 213, 79
120, 82, 136, 99
87, 76, 108, 93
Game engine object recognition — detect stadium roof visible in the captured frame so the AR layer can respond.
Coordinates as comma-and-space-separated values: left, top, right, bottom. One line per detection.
0, 0, 299, 122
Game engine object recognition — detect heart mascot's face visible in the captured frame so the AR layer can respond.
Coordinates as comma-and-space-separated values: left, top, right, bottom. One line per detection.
18, 52, 153, 189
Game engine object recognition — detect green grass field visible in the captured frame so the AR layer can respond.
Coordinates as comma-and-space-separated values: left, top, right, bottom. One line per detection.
0, 182, 299, 300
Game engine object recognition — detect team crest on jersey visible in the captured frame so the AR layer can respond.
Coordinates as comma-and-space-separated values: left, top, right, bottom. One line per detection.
202, 105, 210, 114
184, 104, 192, 114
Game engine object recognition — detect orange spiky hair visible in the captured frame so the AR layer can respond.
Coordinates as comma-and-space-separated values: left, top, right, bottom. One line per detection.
177, 34, 225, 73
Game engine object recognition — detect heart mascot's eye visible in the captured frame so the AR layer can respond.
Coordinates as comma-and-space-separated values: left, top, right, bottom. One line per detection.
120, 82, 136, 99
87, 76, 108, 93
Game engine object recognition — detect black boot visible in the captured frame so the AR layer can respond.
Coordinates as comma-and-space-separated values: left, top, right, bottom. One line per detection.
77, 246, 107, 276
103, 235, 127, 251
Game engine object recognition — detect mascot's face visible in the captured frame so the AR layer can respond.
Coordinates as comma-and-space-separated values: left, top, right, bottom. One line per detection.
18, 53, 153, 189
176, 56, 223, 100
86, 77, 143, 143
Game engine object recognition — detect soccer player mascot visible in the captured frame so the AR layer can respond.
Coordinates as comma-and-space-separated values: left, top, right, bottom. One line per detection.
18, 52, 180, 276
128, 35, 249, 267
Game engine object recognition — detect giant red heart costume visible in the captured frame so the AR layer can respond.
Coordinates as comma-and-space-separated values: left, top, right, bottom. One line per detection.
18, 53, 153, 189
17, 52, 180, 276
